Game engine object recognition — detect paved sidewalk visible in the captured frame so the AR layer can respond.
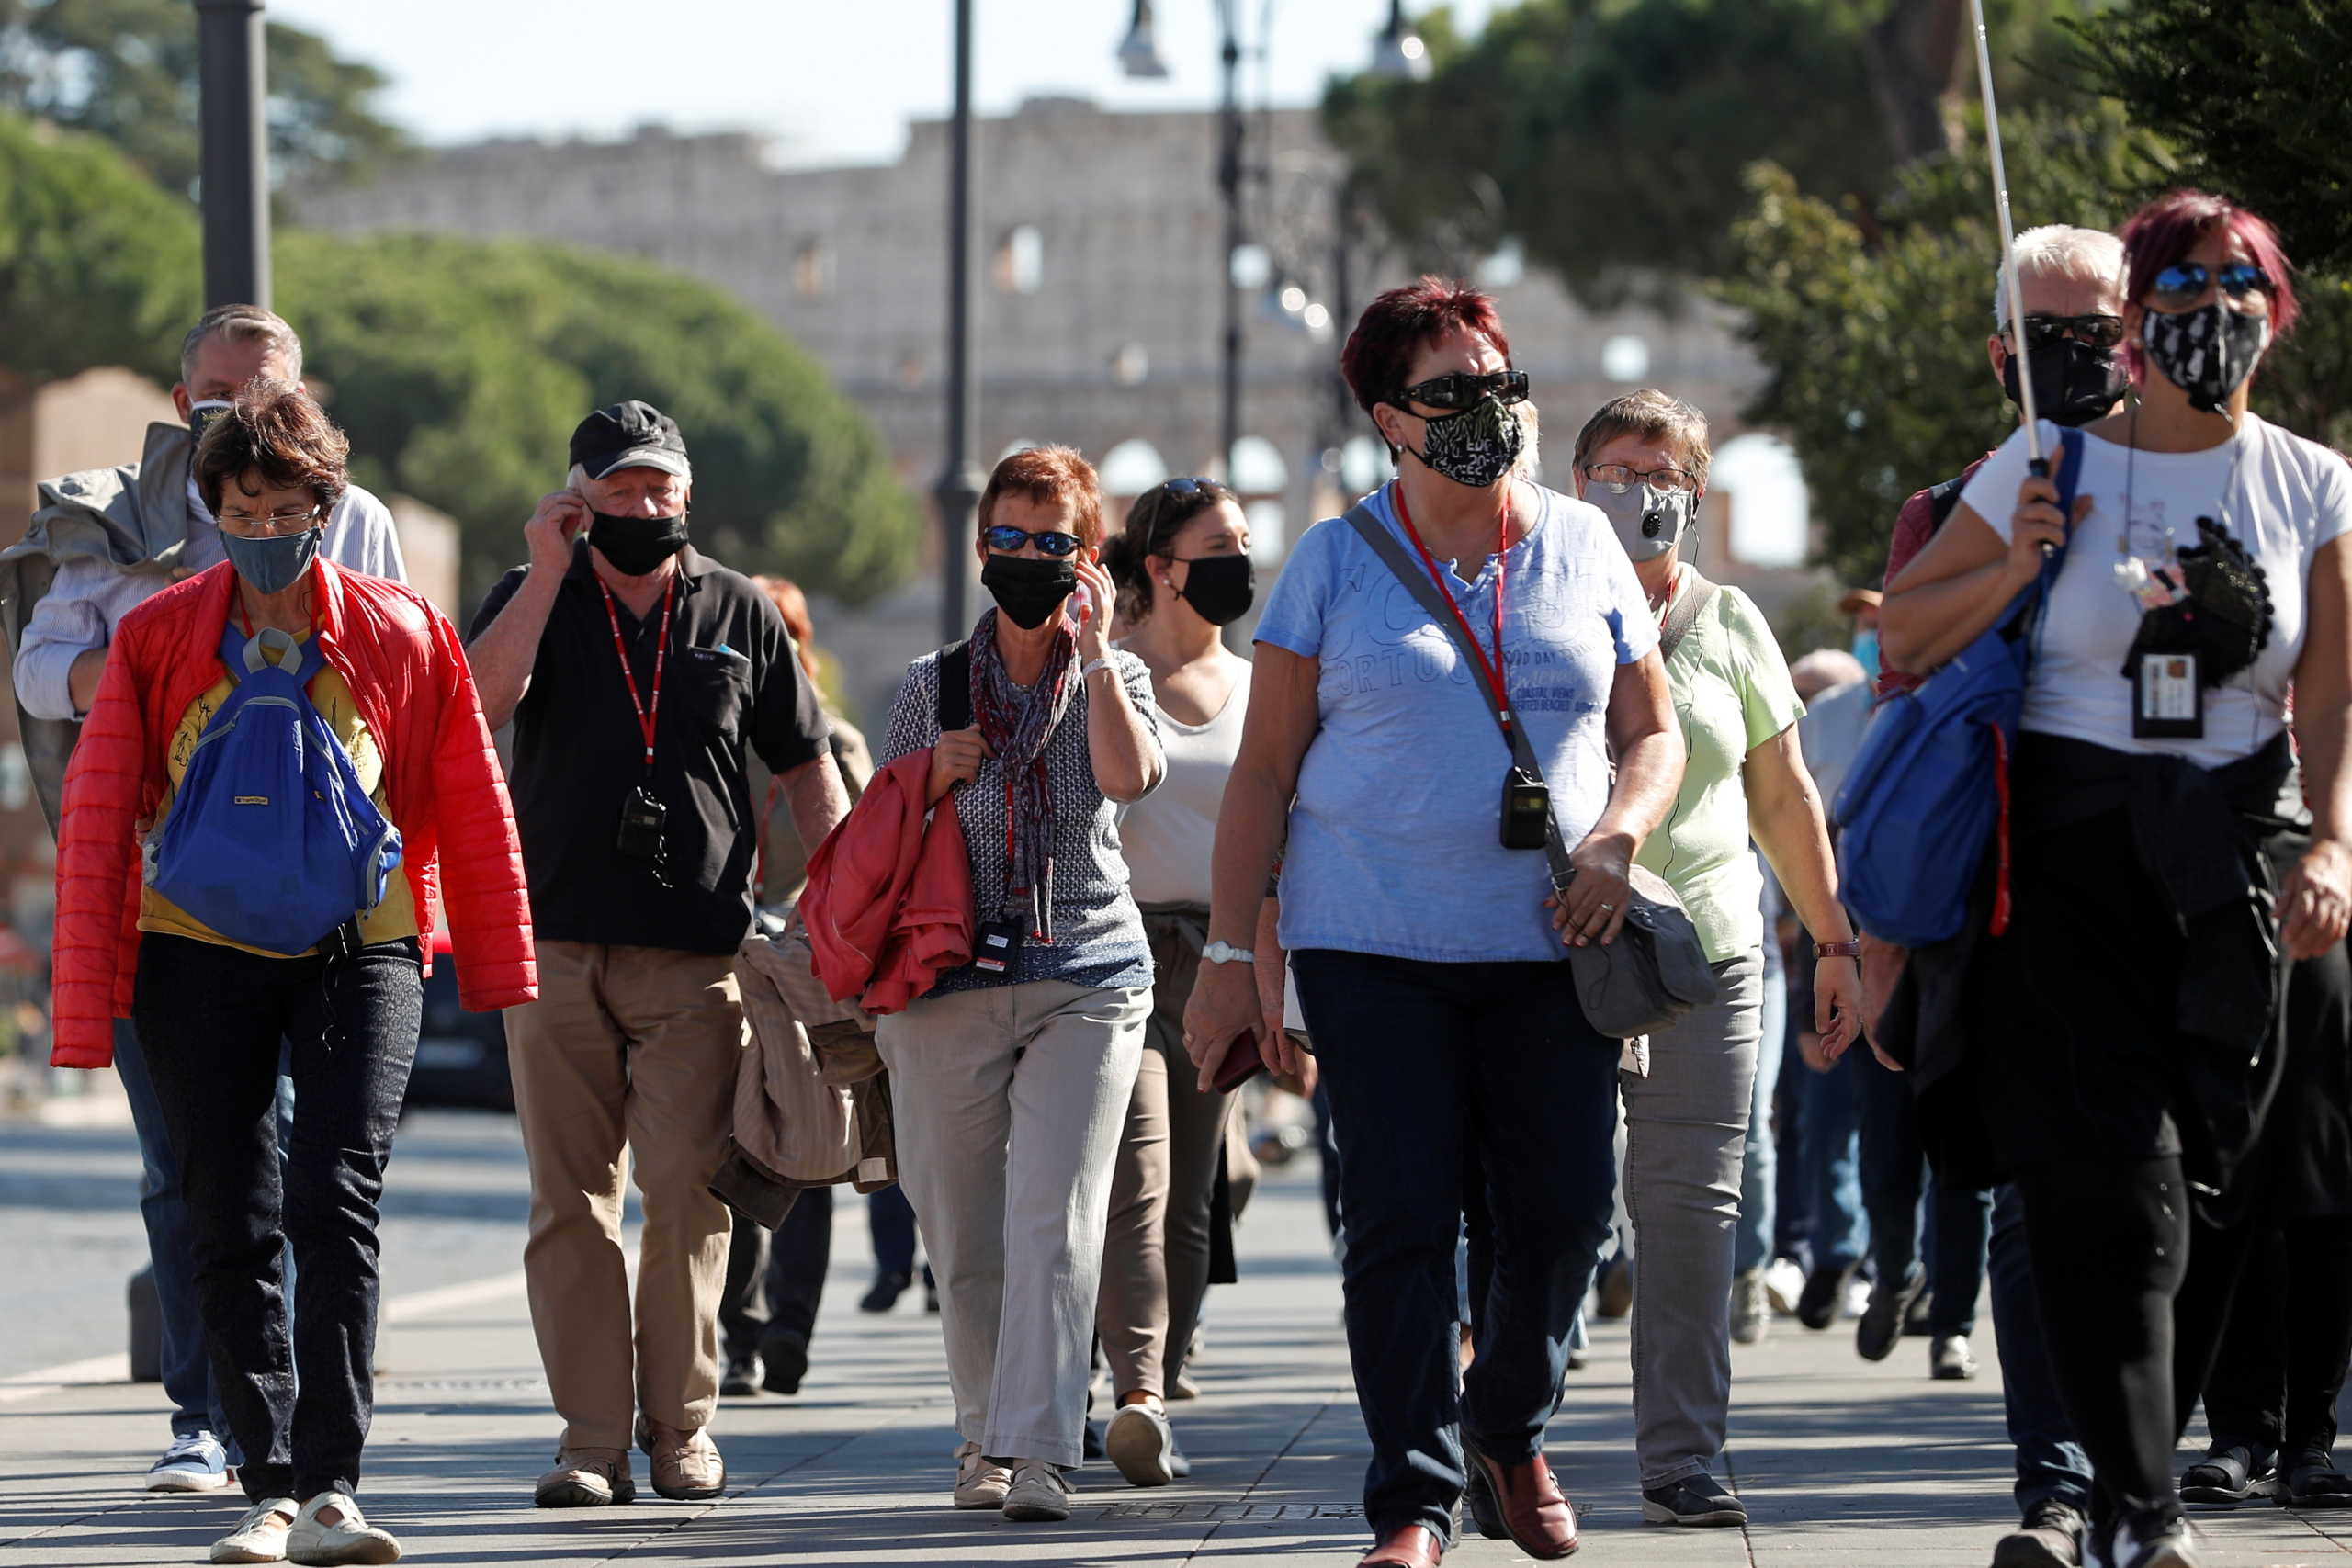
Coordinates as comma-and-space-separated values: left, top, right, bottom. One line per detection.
4, 1127, 2349, 1566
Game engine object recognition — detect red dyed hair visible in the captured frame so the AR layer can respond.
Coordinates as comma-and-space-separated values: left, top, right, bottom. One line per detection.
2121, 189, 2300, 338
1340, 276, 1513, 425
752, 574, 819, 678
978, 444, 1104, 548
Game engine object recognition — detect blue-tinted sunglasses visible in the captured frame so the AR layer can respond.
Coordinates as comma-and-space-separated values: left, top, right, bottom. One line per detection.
1159, 476, 1216, 496
2151, 262, 2273, 313
984, 524, 1083, 558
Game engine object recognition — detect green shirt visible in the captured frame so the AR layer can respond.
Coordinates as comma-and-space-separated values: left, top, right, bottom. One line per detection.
1634, 577, 1805, 964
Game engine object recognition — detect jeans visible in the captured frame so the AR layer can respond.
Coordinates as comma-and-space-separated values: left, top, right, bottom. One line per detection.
718, 1185, 835, 1362
868, 1185, 921, 1279
1735, 963, 1786, 1276
113, 1021, 297, 1454
1799, 1051, 1866, 1272
134, 933, 421, 1503
1987, 1185, 2092, 1515
1622, 952, 1763, 1487
1294, 949, 1620, 1543
1854, 1043, 1992, 1334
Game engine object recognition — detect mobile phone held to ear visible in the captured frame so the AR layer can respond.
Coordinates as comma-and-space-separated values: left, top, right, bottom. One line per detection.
1210, 1029, 1266, 1094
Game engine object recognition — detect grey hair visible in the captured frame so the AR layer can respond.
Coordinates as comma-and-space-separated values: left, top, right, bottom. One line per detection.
1992, 225, 2127, 326
179, 304, 304, 386
567, 461, 692, 491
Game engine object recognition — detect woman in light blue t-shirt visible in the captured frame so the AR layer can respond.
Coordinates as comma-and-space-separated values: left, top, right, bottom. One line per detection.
1184, 278, 1683, 1568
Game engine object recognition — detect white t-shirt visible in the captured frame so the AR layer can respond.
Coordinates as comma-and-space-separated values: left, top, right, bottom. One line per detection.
1961, 415, 2352, 768
1116, 656, 1250, 908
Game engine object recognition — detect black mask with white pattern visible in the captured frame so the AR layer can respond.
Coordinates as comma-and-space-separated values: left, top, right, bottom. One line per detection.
1404, 394, 1524, 490
2142, 302, 2270, 414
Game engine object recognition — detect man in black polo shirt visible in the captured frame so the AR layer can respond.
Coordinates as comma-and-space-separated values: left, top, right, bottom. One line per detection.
467, 400, 847, 1510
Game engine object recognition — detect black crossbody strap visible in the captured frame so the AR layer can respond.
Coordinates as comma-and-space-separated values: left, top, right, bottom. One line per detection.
1343, 502, 1577, 894
936, 640, 972, 733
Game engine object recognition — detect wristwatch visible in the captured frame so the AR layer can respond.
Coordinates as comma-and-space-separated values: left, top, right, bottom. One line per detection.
1202, 941, 1258, 965
1815, 940, 1861, 960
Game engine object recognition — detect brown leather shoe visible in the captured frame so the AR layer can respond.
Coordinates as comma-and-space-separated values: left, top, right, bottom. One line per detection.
635, 1415, 726, 1501
1359, 1524, 1443, 1567
1467, 1447, 1579, 1559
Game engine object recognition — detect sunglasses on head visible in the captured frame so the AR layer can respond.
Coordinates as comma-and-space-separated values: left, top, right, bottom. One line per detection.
984, 524, 1083, 558
2150, 262, 2273, 313
1392, 369, 1531, 412
1159, 476, 1216, 496
2004, 313, 2127, 352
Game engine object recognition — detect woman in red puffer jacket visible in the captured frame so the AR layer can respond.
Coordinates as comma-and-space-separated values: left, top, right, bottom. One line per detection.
49, 380, 534, 1567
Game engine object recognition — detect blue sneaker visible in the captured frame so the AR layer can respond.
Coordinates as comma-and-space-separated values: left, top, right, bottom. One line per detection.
147, 1431, 231, 1493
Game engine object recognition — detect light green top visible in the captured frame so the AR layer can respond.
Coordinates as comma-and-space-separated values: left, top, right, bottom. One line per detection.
1634, 576, 1805, 964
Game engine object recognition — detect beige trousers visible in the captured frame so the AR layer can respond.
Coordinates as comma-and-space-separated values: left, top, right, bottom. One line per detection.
507, 940, 745, 1450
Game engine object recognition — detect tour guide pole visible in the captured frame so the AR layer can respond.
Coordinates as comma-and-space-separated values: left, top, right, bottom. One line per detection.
1968, 0, 2048, 505
194, 0, 271, 309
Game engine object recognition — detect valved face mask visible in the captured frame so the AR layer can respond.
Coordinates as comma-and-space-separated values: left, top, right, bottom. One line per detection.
1406, 395, 1525, 490
981, 554, 1078, 630
2002, 336, 2129, 428
1171, 553, 1255, 626
2142, 302, 2270, 414
221, 525, 322, 597
1588, 481, 1693, 562
589, 511, 690, 577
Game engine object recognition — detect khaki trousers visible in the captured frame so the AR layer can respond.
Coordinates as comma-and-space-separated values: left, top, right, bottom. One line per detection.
507, 940, 745, 1450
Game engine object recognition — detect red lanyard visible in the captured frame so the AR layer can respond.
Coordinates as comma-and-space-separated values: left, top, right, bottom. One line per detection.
598, 578, 675, 771
1392, 480, 1513, 735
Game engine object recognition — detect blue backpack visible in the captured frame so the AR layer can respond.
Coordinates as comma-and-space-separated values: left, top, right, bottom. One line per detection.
145, 624, 404, 957
1832, 429, 2081, 948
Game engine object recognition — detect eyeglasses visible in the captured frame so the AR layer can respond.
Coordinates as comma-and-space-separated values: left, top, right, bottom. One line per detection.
2150, 262, 2273, 313
217, 506, 324, 538
983, 524, 1083, 558
1392, 369, 1531, 412
2002, 313, 2127, 352
1581, 462, 1698, 494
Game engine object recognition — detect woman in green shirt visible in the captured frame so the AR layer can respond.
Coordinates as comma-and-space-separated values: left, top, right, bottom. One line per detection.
1571, 390, 1860, 1528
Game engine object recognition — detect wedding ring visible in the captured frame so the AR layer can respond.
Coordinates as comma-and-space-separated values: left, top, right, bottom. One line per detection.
1600, 902, 1616, 912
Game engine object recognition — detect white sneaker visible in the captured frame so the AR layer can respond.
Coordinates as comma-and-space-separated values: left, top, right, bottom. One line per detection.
1105, 1399, 1175, 1487
953, 1441, 1012, 1509
210, 1498, 297, 1564
1761, 1257, 1807, 1316
149, 1431, 232, 1493
2101, 1515, 2203, 1568
1001, 1459, 1073, 1522
1729, 1269, 1770, 1346
284, 1493, 401, 1566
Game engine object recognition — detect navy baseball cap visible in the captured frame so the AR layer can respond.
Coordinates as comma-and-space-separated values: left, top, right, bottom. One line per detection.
570, 400, 690, 480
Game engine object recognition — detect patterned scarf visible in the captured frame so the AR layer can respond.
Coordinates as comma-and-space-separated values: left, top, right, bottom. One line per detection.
967, 610, 1079, 942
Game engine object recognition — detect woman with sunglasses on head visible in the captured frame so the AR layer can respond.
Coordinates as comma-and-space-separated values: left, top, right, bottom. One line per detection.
874, 444, 1163, 1524
1090, 476, 1295, 1486
1185, 277, 1683, 1568
48, 380, 535, 1566
1883, 191, 2352, 1568
1565, 390, 1860, 1530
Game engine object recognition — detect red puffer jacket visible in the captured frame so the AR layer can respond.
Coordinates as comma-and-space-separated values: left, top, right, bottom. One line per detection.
50, 559, 537, 1068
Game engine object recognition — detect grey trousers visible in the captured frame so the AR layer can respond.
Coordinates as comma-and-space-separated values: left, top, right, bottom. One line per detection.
878, 978, 1148, 1468
1620, 949, 1765, 1488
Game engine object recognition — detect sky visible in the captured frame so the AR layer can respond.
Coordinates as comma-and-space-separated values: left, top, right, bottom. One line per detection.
266, 0, 1506, 167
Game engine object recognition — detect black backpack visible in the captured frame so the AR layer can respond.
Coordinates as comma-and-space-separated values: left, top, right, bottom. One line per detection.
936, 640, 971, 732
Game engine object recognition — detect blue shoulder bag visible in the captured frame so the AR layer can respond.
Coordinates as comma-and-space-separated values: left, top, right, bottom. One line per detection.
146, 624, 404, 957
1832, 429, 2081, 948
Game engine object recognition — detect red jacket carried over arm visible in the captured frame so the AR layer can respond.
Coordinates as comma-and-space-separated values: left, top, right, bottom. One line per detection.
50, 560, 537, 1068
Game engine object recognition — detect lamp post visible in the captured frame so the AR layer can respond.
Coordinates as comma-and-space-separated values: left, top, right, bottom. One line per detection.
933, 0, 984, 644
194, 0, 271, 307
1370, 0, 1431, 81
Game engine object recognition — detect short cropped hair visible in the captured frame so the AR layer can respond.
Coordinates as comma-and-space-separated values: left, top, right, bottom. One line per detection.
1993, 225, 2127, 325
978, 445, 1104, 549
194, 378, 349, 517
180, 304, 304, 386
1340, 277, 1512, 432
1571, 389, 1713, 491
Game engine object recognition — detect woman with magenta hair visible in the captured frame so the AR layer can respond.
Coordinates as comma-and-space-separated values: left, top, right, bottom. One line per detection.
1884, 191, 2352, 1568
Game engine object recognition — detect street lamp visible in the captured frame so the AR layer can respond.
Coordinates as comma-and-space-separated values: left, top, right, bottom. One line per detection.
1370, 0, 1431, 82
933, 0, 984, 643
193, 0, 271, 307
1115, 0, 1170, 79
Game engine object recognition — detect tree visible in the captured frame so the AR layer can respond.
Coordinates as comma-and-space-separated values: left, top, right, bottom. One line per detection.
0, 0, 403, 196
2065, 0, 2352, 274
0, 113, 922, 607
1321, 0, 2077, 304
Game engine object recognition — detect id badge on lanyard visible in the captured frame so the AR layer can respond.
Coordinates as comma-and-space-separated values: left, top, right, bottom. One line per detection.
2132, 651, 2204, 739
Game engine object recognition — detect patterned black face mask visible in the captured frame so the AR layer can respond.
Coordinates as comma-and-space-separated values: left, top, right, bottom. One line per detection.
1407, 395, 1524, 490
2142, 302, 2270, 414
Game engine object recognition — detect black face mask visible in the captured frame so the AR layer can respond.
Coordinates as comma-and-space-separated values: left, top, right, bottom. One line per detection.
1404, 394, 1524, 490
2002, 336, 2130, 428
1171, 553, 1255, 626
981, 554, 1077, 630
2142, 301, 2270, 415
589, 511, 690, 577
